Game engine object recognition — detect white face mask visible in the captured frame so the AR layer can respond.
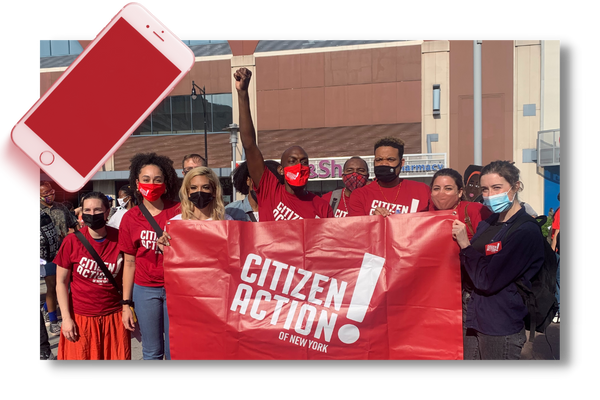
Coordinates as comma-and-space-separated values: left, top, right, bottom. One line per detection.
117, 197, 129, 208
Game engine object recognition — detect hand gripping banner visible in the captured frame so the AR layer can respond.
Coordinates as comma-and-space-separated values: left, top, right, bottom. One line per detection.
163, 210, 462, 359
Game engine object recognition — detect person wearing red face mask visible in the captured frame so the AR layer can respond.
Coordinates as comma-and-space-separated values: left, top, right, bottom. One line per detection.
429, 168, 492, 240
118, 152, 180, 360
234, 67, 333, 221
321, 157, 370, 218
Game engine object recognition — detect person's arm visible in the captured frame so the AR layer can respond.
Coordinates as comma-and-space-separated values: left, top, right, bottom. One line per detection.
56, 265, 77, 342
234, 67, 265, 187
551, 228, 559, 251
460, 223, 544, 295
121, 253, 136, 331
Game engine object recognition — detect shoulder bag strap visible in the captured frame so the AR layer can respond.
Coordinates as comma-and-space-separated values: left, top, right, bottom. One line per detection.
74, 231, 122, 296
138, 203, 164, 237
330, 189, 343, 214
463, 203, 474, 236
247, 211, 258, 222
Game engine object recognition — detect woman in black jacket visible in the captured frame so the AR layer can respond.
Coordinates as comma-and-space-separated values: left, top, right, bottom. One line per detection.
451, 161, 544, 360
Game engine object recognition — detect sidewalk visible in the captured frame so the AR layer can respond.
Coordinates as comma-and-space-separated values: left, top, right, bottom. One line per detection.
40, 278, 559, 360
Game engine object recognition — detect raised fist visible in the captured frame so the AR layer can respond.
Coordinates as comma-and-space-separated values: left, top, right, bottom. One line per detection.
234, 67, 252, 92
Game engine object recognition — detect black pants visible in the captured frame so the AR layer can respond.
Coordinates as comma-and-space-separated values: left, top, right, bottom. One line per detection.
40, 310, 50, 355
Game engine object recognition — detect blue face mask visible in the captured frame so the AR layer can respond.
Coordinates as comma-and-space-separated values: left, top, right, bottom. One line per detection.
483, 190, 515, 213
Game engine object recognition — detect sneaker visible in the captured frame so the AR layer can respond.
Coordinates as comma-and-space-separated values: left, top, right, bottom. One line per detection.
48, 320, 61, 336
41, 306, 50, 326
552, 311, 560, 323
40, 349, 56, 360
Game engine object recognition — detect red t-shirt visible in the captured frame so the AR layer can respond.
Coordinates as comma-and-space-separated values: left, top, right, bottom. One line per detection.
348, 179, 431, 216
429, 200, 492, 240
255, 167, 333, 221
321, 189, 350, 218
53, 226, 122, 317
118, 200, 180, 287
551, 207, 560, 234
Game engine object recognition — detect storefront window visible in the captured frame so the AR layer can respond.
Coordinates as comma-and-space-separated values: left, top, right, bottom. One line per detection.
133, 94, 233, 135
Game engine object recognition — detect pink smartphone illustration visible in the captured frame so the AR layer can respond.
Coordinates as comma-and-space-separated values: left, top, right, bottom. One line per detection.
0, 128, 40, 207
11, 2, 195, 192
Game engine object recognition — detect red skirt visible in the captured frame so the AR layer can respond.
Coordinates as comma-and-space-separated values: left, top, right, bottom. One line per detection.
57, 309, 131, 360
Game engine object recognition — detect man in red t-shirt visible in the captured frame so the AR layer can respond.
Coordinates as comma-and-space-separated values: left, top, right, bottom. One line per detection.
348, 137, 431, 217
321, 157, 370, 218
234, 67, 333, 221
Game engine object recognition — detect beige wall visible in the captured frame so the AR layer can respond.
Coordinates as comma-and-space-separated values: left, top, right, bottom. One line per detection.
421, 41, 450, 155
230, 55, 256, 171
541, 41, 560, 131
514, 41, 544, 213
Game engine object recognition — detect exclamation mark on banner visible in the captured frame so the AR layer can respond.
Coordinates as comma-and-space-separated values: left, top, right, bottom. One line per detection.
338, 253, 385, 344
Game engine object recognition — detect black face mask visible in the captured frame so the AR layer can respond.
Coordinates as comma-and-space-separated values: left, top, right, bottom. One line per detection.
189, 191, 214, 209
374, 164, 401, 183
82, 213, 106, 230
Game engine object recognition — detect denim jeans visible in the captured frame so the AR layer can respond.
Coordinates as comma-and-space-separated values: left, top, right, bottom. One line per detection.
463, 327, 527, 360
133, 284, 170, 360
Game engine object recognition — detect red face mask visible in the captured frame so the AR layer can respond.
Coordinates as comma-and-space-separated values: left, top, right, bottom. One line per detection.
138, 182, 166, 202
342, 173, 368, 192
283, 163, 310, 187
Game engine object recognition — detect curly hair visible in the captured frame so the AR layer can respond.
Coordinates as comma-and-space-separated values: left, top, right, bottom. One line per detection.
128, 152, 179, 204
374, 137, 405, 159
232, 160, 282, 195
179, 166, 225, 220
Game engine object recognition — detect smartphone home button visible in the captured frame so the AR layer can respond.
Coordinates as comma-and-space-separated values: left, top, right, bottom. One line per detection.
39, 151, 55, 166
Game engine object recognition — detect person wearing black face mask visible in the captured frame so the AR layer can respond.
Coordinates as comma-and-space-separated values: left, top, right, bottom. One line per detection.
170, 166, 233, 222
54, 192, 130, 359
348, 137, 431, 217
158, 167, 233, 249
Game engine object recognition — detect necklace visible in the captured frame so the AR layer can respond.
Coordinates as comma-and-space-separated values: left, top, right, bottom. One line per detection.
378, 180, 403, 204
342, 189, 349, 210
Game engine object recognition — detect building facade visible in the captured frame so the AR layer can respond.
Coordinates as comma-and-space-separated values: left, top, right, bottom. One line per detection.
40, 40, 560, 213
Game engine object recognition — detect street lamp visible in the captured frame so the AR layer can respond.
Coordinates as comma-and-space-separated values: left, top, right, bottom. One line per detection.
223, 123, 240, 202
191, 81, 209, 166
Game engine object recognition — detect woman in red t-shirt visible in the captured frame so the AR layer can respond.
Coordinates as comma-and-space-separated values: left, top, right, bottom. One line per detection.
429, 168, 492, 240
55, 192, 130, 360
118, 153, 181, 360
428, 168, 492, 338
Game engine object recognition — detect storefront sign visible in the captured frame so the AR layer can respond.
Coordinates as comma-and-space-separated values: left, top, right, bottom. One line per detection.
304, 154, 447, 180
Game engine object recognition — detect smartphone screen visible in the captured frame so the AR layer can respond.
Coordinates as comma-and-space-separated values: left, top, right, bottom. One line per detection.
25, 17, 181, 178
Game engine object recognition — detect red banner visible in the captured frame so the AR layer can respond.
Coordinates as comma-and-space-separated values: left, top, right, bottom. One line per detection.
163, 210, 462, 359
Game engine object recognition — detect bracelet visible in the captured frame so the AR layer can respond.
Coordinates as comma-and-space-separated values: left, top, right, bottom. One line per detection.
120, 299, 134, 307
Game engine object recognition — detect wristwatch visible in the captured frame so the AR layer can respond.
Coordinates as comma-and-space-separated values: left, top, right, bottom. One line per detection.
120, 299, 134, 307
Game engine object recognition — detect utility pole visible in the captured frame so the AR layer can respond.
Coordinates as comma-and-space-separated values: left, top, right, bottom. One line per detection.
473, 40, 482, 165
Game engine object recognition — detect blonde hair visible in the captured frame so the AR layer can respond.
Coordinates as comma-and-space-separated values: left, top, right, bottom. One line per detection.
178, 166, 226, 221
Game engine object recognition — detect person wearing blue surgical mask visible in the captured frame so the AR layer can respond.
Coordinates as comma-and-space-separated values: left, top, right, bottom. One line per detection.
450, 160, 545, 360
